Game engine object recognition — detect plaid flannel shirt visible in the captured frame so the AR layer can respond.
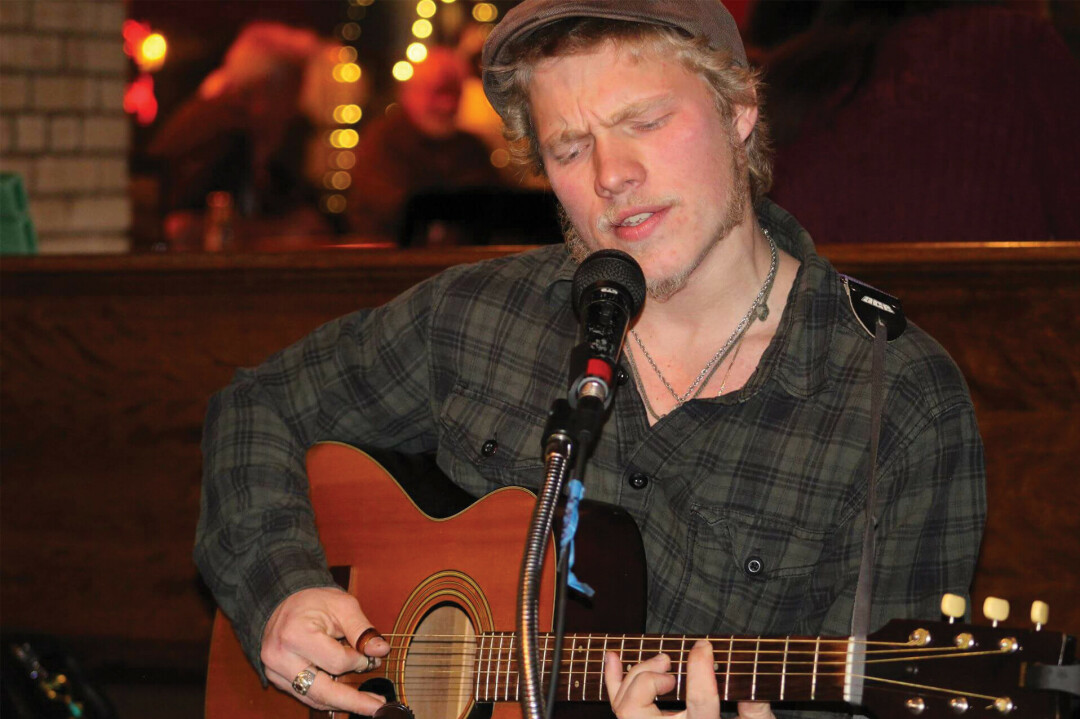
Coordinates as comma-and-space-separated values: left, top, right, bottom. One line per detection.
196, 200, 985, 712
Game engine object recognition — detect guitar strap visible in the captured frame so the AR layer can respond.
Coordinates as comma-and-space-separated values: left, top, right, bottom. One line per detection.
848, 319, 887, 708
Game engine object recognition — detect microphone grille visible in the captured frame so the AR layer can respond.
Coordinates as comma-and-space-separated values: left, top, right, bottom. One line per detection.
572, 249, 647, 316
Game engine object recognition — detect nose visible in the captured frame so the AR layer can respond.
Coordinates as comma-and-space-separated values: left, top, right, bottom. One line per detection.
593, 135, 644, 198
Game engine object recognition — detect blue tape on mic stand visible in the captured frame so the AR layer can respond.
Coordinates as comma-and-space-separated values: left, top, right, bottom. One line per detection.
559, 479, 595, 598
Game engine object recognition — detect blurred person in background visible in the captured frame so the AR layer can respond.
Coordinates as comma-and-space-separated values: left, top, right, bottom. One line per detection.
346, 46, 504, 243
148, 21, 334, 249
758, 1, 1080, 243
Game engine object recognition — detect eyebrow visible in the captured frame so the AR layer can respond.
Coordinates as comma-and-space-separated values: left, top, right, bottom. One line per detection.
541, 93, 675, 153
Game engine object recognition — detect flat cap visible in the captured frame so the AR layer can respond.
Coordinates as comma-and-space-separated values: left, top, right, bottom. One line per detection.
482, 0, 747, 118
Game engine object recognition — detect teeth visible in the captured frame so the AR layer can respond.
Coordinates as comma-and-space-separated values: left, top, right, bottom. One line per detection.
621, 212, 653, 227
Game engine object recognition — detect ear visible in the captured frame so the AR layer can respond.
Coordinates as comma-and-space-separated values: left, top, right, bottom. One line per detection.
733, 102, 759, 144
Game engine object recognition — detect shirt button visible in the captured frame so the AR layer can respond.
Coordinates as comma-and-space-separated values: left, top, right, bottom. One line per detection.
628, 473, 649, 490
744, 556, 765, 577
481, 439, 498, 457
616, 367, 630, 386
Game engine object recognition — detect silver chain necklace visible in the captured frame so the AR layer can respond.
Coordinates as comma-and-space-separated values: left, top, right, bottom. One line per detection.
629, 227, 778, 407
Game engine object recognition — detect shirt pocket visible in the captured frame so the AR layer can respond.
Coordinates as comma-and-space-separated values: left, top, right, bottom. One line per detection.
437, 384, 547, 495
667, 506, 828, 636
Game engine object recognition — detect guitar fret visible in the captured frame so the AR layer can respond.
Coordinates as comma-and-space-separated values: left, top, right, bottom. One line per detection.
583, 636, 592, 700
504, 633, 513, 701
477, 634, 486, 699
494, 633, 503, 700
599, 635, 609, 701
811, 636, 820, 700
677, 635, 686, 699
724, 636, 733, 701
486, 633, 494, 700
540, 633, 549, 700
751, 639, 760, 700
781, 636, 789, 700
566, 634, 574, 701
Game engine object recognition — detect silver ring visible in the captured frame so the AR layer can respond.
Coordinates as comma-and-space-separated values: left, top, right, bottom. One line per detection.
360, 654, 377, 672
291, 665, 318, 696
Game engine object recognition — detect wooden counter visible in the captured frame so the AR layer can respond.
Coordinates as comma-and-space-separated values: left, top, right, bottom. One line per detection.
2, 242, 1078, 678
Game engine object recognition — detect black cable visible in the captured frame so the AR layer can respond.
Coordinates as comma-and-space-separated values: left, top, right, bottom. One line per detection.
544, 547, 572, 718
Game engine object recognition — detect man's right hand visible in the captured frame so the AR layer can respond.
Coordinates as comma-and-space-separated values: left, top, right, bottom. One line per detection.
260, 586, 390, 714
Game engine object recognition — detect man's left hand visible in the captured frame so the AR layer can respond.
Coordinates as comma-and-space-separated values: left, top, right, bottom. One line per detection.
603, 639, 776, 719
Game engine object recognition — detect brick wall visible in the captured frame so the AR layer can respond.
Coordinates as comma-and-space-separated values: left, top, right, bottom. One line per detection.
0, 0, 131, 254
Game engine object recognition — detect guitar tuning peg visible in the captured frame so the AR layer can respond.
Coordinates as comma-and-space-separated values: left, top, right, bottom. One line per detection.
941, 593, 966, 623
1030, 600, 1049, 630
983, 596, 1010, 627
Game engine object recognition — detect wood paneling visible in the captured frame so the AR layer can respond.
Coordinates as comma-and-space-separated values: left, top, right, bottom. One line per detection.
2, 242, 1078, 677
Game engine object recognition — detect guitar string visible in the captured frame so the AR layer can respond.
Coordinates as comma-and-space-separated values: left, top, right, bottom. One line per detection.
334, 669, 1005, 704
378, 632, 919, 647
379, 644, 1019, 672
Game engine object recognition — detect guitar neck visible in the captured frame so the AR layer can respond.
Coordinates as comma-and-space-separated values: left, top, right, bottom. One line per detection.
473, 632, 850, 704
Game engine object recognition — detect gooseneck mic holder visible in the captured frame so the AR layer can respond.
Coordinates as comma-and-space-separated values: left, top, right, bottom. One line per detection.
518, 251, 646, 719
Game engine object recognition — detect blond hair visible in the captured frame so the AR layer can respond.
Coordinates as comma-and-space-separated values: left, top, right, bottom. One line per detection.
485, 18, 773, 200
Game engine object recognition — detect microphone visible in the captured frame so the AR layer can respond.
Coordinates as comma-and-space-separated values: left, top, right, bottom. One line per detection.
569, 249, 647, 408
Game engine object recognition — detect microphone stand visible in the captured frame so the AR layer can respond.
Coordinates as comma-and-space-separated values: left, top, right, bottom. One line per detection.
519, 385, 610, 719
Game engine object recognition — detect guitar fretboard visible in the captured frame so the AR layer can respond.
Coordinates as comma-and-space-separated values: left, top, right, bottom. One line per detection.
472, 633, 850, 703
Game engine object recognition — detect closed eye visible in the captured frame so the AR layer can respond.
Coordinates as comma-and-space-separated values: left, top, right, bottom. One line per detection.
632, 114, 671, 132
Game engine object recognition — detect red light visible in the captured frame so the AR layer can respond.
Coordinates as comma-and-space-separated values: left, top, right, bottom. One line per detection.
124, 74, 158, 125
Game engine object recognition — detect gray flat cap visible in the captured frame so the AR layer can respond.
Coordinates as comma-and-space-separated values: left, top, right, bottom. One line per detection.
482, 0, 747, 118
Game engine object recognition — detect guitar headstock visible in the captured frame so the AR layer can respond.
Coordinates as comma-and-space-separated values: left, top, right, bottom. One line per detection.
861, 596, 1077, 718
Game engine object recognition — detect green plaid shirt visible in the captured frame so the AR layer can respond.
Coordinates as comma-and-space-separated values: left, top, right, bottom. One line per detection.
196, 200, 985, 705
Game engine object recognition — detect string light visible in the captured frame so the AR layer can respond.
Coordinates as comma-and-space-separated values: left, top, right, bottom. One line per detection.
333, 104, 363, 124
392, 61, 415, 82
411, 19, 433, 39
472, 3, 498, 23
416, 0, 437, 19
406, 42, 428, 63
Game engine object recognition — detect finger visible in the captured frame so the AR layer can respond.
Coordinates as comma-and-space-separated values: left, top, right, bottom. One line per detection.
737, 701, 775, 719
604, 652, 624, 702
685, 641, 719, 718
269, 608, 361, 677
268, 663, 386, 715
607, 653, 674, 715
619, 668, 676, 714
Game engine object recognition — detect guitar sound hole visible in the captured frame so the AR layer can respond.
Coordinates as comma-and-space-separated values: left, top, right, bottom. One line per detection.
403, 603, 477, 719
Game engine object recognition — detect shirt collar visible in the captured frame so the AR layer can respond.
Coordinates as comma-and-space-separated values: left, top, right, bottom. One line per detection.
541, 198, 836, 400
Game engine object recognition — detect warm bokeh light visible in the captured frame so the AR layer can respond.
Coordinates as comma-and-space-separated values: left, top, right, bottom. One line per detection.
412, 19, 433, 39
352, 0, 375, 6
406, 42, 428, 63
441, 0, 456, 3
140, 33, 167, 67
332, 62, 362, 83
333, 104, 363, 124
416, 0, 437, 18
490, 148, 511, 169
334, 151, 357, 170
330, 171, 352, 190
341, 22, 361, 41
392, 61, 415, 81
123, 73, 157, 125
472, 3, 498, 22
325, 194, 348, 213
338, 46, 357, 63
330, 129, 359, 148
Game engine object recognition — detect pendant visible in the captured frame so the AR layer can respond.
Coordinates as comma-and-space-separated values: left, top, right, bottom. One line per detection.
756, 303, 769, 321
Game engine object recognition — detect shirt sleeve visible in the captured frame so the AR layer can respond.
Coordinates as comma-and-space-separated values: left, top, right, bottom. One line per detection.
194, 276, 443, 678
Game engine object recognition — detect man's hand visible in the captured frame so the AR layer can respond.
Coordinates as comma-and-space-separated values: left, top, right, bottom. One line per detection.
603, 640, 775, 719
260, 586, 390, 714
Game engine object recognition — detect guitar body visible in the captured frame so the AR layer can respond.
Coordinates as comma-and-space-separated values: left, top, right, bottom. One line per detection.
205, 442, 647, 719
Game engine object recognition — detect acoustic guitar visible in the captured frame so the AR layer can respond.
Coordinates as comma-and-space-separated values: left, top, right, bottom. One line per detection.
206, 442, 1077, 718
